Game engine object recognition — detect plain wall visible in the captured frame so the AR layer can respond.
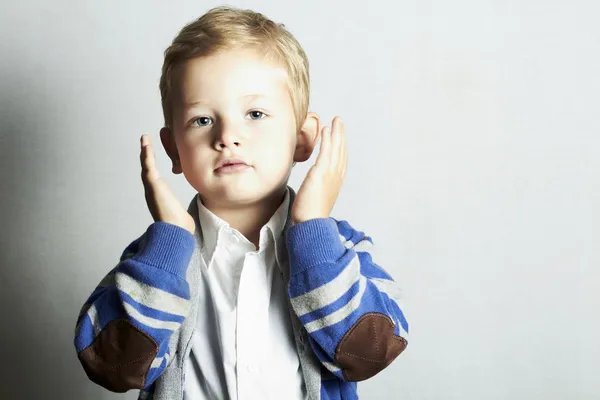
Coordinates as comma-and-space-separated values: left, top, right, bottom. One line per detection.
0, 0, 598, 399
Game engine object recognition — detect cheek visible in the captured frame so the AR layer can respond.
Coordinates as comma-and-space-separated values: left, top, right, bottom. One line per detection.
178, 144, 211, 172
258, 134, 294, 163
180, 136, 207, 156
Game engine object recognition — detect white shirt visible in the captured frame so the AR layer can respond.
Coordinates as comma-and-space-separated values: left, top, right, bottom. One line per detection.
183, 187, 307, 400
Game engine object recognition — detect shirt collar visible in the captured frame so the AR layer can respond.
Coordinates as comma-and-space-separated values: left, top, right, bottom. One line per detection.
195, 186, 291, 268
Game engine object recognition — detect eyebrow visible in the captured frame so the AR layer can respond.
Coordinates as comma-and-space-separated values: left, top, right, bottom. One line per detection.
185, 94, 268, 108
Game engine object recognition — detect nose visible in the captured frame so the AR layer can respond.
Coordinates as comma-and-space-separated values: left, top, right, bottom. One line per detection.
214, 119, 242, 149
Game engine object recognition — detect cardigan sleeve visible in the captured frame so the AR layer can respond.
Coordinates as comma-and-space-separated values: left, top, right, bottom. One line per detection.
74, 222, 195, 392
285, 217, 409, 382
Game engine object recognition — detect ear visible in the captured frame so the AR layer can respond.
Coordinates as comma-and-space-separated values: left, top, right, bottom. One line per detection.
293, 111, 321, 163
159, 127, 182, 174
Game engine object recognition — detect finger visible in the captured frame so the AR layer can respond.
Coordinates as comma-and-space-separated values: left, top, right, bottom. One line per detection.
330, 117, 342, 170
341, 135, 347, 179
141, 135, 159, 184
140, 135, 151, 175
338, 119, 347, 177
315, 125, 331, 170
140, 135, 147, 168
338, 117, 345, 162
313, 119, 322, 148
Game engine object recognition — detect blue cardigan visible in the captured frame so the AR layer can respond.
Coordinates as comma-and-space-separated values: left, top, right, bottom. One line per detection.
74, 186, 409, 399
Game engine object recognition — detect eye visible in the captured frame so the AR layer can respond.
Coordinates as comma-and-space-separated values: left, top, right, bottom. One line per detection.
248, 110, 266, 120
193, 116, 212, 127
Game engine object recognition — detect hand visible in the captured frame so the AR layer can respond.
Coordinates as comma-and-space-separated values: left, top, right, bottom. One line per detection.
292, 116, 348, 224
140, 134, 195, 234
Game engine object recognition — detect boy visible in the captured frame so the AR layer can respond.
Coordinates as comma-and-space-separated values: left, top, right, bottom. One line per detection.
74, 6, 408, 400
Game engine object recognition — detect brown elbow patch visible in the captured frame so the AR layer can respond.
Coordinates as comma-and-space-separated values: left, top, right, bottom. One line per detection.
78, 318, 158, 392
335, 312, 407, 381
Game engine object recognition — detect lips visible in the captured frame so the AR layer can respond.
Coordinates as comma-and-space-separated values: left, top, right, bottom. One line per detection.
214, 157, 248, 170
214, 163, 251, 175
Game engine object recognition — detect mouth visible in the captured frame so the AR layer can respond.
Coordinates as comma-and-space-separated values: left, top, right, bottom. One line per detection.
214, 163, 251, 174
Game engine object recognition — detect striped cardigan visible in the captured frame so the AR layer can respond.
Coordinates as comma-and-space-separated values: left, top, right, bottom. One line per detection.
74, 185, 409, 399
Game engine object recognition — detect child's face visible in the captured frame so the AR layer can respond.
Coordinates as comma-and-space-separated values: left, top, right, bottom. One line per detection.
165, 48, 305, 206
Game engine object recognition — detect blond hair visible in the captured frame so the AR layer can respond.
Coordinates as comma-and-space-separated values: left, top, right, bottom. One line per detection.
159, 6, 310, 134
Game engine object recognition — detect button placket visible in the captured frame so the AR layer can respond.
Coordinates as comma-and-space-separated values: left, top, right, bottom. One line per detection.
246, 364, 261, 373
236, 252, 259, 396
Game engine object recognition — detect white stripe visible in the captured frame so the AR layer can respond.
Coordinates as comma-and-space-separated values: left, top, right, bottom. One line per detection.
371, 278, 409, 337
87, 304, 101, 337
290, 256, 360, 317
322, 361, 341, 372
304, 275, 367, 333
352, 238, 386, 273
150, 351, 170, 369
75, 303, 91, 336
78, 302, 92, 319
77, 272, 114, 321
370, 278, 404, 304
350, 238, 373, 252
340, 234, 353, 249
115, 272, 190, 317
122, 302, 181, 331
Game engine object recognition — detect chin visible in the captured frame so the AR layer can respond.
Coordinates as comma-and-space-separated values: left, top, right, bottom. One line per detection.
200, 183, 267, 205
192, 169, 289, 203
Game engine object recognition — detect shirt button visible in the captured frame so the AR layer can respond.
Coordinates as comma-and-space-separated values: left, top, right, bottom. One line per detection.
247, 364, 259, 373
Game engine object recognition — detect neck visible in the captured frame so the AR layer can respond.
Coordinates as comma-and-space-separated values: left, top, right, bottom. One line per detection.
199, 184, 288, 246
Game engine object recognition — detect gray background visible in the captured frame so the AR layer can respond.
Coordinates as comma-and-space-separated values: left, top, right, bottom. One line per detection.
1, 0, 598, 399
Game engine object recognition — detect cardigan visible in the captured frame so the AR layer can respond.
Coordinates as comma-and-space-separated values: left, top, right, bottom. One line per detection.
74, 185, 409, 399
